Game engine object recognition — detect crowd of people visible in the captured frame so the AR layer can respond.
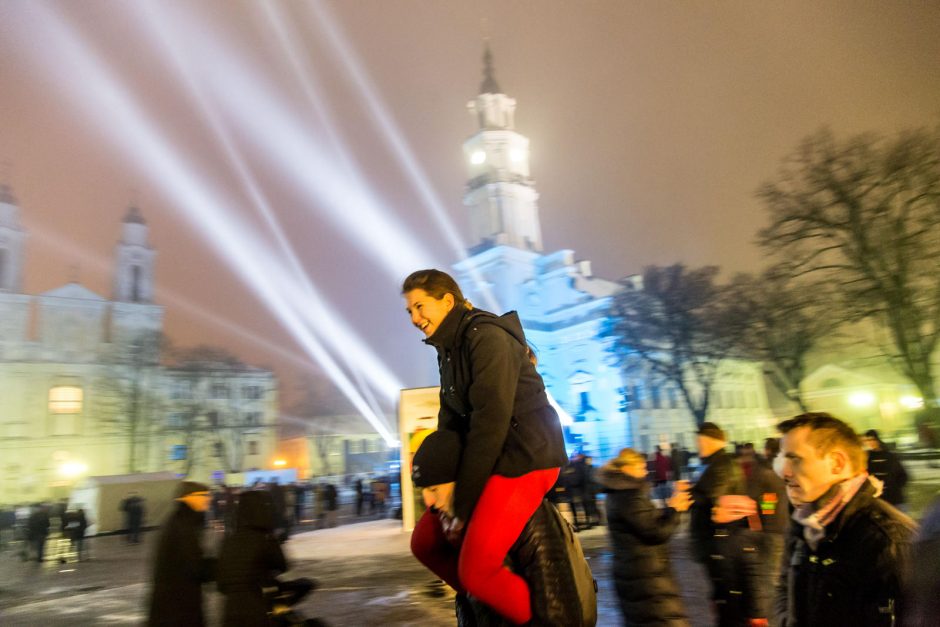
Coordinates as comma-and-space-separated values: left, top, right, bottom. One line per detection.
0, 499, 90, 563
402, 268, 937, 627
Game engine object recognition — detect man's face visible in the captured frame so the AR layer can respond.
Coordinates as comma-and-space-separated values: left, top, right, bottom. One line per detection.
862, 436, 879, 451
780, 427, 841, 505
421, 482, 455, 515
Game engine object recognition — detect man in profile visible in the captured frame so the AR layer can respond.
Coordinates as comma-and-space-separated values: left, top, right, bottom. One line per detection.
774, 413, 916, 626
148, 481, 215, 627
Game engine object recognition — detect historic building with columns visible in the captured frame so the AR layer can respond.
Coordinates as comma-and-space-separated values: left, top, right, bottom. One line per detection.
0, 187, 277, 504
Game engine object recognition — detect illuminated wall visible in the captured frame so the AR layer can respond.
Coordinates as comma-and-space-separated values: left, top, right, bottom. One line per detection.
0, 198, 278, 504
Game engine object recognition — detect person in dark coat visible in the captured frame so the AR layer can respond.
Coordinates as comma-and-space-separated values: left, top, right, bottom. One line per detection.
148, 481, 215, 627
689, 422, 767, 626
121, 492, 145, 543
404, 269, 568, 626
217, 490, 289, 626
26, 503, 50, 563
597, 448, 691, 626
774, 413, 916, 626
863, 429, 909, 508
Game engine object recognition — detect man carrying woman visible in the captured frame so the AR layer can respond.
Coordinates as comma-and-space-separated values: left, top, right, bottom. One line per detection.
403, 269, 568, 625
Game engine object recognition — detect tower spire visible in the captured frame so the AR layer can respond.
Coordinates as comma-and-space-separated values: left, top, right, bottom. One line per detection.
479, 43, 501, 95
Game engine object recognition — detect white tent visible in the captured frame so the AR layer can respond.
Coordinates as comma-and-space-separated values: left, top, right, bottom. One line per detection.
69, 472, 180, 535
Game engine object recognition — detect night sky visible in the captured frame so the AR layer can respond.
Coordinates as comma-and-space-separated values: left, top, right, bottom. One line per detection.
2, 1, 939, 432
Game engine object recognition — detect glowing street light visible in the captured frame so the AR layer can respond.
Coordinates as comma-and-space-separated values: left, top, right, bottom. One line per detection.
847, 391, 876, 408
899, 395, 924, 410
59, 460, 88, 478
273, 459, 287, 467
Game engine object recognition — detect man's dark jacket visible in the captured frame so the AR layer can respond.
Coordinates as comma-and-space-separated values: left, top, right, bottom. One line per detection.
597, 467, 688, 626
148, 502, 215, 627
426, 306, 568, 522
689, 447, 745, 557
772, 479, 916, 626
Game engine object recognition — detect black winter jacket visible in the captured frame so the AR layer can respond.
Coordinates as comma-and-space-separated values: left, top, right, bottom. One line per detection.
772, 479, 916, 626
426, 306, 568, 522
867, 448, 908, 506
217, 491, 287, 627
148, 502, 215, 627
597, 467, 689, 626
689, 448, 746, 559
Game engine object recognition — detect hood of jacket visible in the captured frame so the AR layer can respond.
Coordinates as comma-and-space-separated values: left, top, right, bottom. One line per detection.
425, 307, 528, 352
596, 464, 648, 492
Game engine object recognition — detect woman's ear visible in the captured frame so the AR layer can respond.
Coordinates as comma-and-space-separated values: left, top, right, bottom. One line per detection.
442, 293, 456, 310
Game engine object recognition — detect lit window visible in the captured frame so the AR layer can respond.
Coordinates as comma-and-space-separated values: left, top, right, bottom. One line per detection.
49, 386, 83, 414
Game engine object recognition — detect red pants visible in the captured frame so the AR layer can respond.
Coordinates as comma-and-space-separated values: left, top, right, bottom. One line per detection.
410, 467, 559, 625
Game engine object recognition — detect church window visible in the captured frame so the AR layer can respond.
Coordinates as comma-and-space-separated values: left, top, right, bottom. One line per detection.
631, 385, 644, 409
207, 411, 219, 427
243, 385, 262, 400
248, 441, 259, 456
243, 411, 261, 426
130, 265, 141, 302
667, 387, 679, 409
212, 442, 223, 457
49, 386, 83, 414
650, 386, 662, 409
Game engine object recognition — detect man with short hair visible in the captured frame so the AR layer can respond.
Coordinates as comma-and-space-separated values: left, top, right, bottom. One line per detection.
690, 422, 767, 626
774, 413, 916, 626
148, 481, 216, 626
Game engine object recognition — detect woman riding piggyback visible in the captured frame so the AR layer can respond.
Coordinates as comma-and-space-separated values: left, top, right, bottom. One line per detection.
403, 268, 567, 625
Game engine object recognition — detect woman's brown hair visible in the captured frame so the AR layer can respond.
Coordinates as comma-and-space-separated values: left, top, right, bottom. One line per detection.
401, 269, 472, 309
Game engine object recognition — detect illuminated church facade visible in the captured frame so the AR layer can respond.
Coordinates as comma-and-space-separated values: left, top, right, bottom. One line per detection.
0, 189, 278, 504
453, 51, 774, 461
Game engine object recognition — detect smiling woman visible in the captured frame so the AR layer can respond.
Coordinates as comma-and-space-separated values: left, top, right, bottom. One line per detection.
401, 268, 568, 625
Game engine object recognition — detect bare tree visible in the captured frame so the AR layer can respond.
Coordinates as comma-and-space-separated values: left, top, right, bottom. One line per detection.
727, 268, 841, 412
287, 378, 357, 477
168, 345, 263, 476
759, 127, 940, 422
97, 330, 167, 473
608, 264, 740, 427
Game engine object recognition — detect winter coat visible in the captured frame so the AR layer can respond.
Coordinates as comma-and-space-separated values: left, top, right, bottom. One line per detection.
743, 458, 790, 536
217, 491, 287, 627
772, 479, 917, 626
597, 466, 689, 626
867, 448, 908, 506
148, 502, 215, 627
689, 448, 746, 559
426, 306, 568, 522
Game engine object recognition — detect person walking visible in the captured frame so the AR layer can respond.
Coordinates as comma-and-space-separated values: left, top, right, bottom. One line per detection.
216, 490, 289, 626
27, 503, 50, 563
121, 492, 145, 544
404, 268, 568, 626
862, 429, 909, 508
689, 423, 767, 626
774, 413, 916, 625
148, 481, 216, 627
597, 448, 691, 626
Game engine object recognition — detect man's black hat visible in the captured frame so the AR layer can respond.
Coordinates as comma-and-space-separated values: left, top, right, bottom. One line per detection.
696, 421, 726, 442
412, 430, 461, 488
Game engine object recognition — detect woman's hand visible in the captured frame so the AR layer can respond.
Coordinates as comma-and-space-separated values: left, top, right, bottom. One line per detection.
667, 490, 692, 512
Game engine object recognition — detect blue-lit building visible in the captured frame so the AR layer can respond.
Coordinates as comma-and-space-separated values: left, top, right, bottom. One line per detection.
453, 51, 773, 461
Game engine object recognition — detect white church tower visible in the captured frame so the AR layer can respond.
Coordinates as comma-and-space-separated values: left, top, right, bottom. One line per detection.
0, 184, 31, 354
463, 46, 543, 254
0, 184, 26, 294
111, 205, 162, 350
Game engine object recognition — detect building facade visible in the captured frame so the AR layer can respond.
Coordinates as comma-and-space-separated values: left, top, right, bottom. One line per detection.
0, 188, 277, 504
453, 53, 773, 461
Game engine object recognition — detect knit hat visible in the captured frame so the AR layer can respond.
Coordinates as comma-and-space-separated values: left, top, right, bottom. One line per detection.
176, 481, 210, 498
412, 430, 461, 488
696, 421, 726, 442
